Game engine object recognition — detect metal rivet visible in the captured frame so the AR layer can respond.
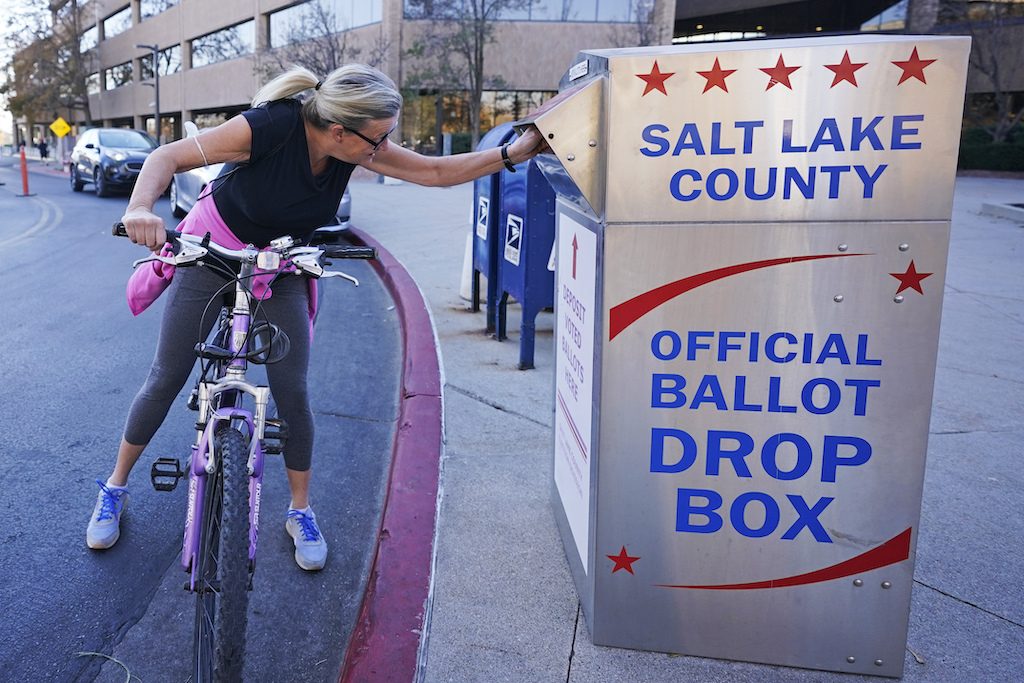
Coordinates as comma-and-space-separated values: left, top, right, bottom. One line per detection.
894, 295, 904, 304
567, 153, 576, 161
838, 243, 848, 252
847, 656, 856, 664
834, 295, 844, 303
589, 139, 597, 147
881, 581, 892, 589
875, 660, 884, 667
547, 133, 554, 139
853, 579, 863, 587
899, 243, 910, 251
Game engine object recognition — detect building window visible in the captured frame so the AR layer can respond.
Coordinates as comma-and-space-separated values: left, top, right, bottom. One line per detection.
105, 61, 133, 90
191, 20, 255, 68
141, 0, 178, 20
80, 25, 98, 53
404, 0, 636, 22
103, 6, 132, 38
269, 0, 382, 49
141, 45, 182, 78
87, 72, 101, 95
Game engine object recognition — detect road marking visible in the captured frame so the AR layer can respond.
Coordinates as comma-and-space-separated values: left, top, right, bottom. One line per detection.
0, 193, 63, 251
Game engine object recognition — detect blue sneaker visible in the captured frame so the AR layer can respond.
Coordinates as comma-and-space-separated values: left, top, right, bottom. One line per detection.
286, 508, 327, 571
86, 480, 131, 549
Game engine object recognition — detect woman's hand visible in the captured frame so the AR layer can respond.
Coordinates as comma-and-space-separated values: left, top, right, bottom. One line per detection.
507, 125, 550, 165
121, 208, 167, 252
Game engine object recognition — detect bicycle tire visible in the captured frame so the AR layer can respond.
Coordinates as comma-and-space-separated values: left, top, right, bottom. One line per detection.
193, 427, 251, 682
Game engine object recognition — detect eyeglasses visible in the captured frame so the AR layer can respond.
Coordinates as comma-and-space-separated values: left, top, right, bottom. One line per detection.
345, 124, 396, 151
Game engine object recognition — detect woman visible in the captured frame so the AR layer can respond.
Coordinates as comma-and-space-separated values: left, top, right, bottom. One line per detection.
86, 63, 545, 570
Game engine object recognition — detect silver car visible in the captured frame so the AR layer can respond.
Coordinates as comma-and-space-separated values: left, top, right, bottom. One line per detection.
169, 162, 352, 231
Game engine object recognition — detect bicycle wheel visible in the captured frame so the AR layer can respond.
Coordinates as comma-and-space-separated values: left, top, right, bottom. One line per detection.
193, 427, 251, 682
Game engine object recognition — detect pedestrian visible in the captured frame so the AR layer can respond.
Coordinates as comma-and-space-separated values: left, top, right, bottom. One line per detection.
86, 63, 546, 570
38, 138, 49, 160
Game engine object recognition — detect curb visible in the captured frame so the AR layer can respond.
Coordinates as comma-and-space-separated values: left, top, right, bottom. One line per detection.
339, 227, 443, 683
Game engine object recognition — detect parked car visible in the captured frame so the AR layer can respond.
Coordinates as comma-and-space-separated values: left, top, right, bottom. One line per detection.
69, 128, 157, 197
169, 163, 353, 235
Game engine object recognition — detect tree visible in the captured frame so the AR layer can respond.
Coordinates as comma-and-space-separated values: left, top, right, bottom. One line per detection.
2, 0, 95, 131
404, 0, 535, 150
944, 1, 1024, 143
258, 0, 390, 83
608, 0, 660, 49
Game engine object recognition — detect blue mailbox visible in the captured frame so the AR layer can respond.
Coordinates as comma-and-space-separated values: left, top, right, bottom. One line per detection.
496, 149, 556, 369
471, 122, 517, 333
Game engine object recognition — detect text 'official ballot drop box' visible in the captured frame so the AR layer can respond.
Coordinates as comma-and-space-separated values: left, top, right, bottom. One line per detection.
520, 34, 970, 678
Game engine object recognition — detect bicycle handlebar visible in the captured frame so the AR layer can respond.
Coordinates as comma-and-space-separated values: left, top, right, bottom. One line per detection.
112, 222, 377, 269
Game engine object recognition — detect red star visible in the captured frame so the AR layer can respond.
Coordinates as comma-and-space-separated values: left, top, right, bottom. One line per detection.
637, 60, 675, 96
607, 546, 640, 574
824, 50, 868, 88
890, 260, 933, 295
760, 55, 801, 90
892, 47, 937, 85
696, 58, 737, 93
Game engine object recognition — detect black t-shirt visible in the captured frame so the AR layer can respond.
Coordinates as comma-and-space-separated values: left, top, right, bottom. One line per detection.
212, 99, 356, 247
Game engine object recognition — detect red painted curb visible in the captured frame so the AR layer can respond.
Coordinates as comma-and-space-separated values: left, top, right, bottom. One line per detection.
340, 227, 443, 683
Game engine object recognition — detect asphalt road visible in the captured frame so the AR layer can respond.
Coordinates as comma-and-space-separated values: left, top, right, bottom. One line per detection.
0, 160, 401, 682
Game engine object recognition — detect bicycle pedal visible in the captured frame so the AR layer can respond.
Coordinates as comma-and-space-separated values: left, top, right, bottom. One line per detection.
151, 457, 185, 491
261, 418, 289, 455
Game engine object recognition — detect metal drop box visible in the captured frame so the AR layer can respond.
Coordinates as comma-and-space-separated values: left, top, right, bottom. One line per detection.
519, 34, 971, 677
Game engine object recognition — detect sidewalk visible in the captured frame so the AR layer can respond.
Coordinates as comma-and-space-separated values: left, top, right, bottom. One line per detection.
347, 173, 1024, 682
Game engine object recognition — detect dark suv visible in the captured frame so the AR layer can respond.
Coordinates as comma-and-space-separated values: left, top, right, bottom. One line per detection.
69, 128, 157, 197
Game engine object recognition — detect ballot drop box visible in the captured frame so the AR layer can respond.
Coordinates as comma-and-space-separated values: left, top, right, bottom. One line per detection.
523, 35, 971, 677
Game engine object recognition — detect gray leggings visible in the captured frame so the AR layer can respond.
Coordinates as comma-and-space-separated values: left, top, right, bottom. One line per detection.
124, 265, 315, 471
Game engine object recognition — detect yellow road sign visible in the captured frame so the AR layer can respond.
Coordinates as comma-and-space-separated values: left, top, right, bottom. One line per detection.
50, 117, 71, 137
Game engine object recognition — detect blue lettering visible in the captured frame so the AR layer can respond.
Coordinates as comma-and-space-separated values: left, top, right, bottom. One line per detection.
781, 119, 806, 152
670, 169, 701, 201
816, 333, 851, 364
892, 115, 924, 150
761, 433, 813, 480
821, 435, 872, 482
710, 122, 736, 155
673, 123, 705, 156
651, 330, 682, 360
856, 334, 882, 365
783, 166, 815, 199
781, 495, 834, 542
821, 165, 851, 199
676, 488, 723, 533
844, 379, 881, 416
640, 124, 670, 157
687, 331, 713, 360
745, 167, 777, 200
801, 378, 842, 415
854, 164, 887, 198
851, 116, 884, 151
768, 377, 797, 413
707, 168, 739, 200
651, 428, 698, 473
707, 430, 754, 477
735, 120, 764, 154
765, 332, 797, 363
809, 118, 845, 152
731, 492, 780, 538
690, 375, 728, 410
733, 376, 763, 412
652, 374, 687, 408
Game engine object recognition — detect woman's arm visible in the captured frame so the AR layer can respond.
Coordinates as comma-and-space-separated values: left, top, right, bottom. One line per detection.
363, 125, 547, 187
122, 115, 255, 250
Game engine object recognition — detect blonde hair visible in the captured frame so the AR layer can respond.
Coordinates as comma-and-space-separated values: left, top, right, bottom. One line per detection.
252, 64, 402, 130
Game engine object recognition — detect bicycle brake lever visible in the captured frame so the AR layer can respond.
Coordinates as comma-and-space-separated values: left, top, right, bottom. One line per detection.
319, 270, 359, 285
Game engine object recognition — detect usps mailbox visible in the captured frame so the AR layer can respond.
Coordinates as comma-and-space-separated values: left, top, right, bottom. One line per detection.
495, 155, 556, 369
521, 35, 971, 677
472, 122, 517, 332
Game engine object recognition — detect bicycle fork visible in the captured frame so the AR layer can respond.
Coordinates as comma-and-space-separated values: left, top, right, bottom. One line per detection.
182, 383, 271, 589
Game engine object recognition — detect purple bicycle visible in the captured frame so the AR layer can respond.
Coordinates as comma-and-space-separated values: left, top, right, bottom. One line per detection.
114, 223, 374, 682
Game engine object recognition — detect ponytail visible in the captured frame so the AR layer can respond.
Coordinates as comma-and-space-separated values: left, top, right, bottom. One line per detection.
253, 63, 403, 131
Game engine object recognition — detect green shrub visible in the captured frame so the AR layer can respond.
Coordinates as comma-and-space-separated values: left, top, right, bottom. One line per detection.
958, 143, 1024, 171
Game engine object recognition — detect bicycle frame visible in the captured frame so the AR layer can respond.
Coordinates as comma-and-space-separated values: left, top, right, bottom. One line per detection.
182, 250, 269, 585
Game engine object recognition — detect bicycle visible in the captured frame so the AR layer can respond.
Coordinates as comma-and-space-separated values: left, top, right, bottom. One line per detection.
113, 222, 375, 682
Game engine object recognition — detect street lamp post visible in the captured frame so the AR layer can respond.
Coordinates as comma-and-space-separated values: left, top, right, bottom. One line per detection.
136, 44, 160, 144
